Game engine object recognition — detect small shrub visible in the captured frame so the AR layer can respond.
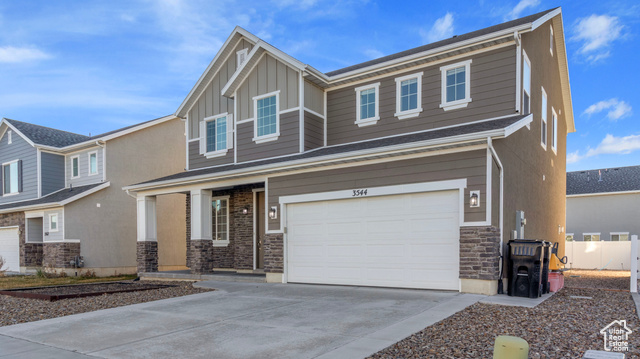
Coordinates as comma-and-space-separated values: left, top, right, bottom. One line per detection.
79, 269, 96, 278
36, 267, 47, 278
0, 255, 6, 277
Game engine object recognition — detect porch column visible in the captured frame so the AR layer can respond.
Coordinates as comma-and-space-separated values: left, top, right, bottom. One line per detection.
136, 195, 158, 273
190, 189, 213, 274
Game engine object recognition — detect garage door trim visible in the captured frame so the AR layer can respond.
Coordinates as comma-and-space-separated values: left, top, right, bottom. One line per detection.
0, 226, 20, 272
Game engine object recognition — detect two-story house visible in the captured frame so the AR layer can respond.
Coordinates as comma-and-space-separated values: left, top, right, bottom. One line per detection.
0, 116, 186, 275
124, 7, 574, 295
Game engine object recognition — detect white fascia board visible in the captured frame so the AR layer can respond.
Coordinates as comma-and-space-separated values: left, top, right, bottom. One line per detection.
221, 45, 264, 97
0, 182, 110, 214
531, 8, 562, 30
0, 119, 36, 147
504, 114, 533, 137
567, 190, 640, 198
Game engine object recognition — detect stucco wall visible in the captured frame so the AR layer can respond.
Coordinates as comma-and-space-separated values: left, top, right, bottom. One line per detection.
566, 193, 640, 241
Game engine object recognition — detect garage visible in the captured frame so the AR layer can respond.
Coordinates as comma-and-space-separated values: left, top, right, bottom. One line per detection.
0, 227, 20, 272
286, 190, 460, 290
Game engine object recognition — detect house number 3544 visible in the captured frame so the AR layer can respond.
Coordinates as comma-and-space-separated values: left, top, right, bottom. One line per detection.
352, 189, 368, 197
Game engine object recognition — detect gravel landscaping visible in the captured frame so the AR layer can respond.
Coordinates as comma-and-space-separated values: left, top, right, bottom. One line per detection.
369, 271, 640, 358
0, 280, 212, 327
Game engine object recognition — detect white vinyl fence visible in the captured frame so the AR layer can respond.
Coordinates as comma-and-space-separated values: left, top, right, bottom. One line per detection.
565, 238, 640, 270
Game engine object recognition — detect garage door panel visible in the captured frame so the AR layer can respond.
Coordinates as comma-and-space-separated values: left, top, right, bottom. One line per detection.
0, 228, 20, 272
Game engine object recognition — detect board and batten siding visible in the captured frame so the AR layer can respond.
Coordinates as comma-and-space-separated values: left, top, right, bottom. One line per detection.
66, 147, 104, 187
237, 111, 300, 163
267, 150, 487, 231
188, 39, 254, 140
304, 80, 324, 116
304, 111, 323, 151
0, 126, 38, 204
41, 152, 65, 196
326, 47, 517, 146
235, 54, 299, 121
188, 140, 234, 170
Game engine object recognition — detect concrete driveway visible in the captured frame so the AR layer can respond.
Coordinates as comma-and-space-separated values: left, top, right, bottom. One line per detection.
0, 281, 483, 359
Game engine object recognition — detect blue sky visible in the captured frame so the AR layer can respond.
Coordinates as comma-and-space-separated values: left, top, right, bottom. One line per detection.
0, 0, 638, 171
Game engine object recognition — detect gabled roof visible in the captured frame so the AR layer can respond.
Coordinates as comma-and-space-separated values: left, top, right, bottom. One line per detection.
0, 182, 109, 214
567, 165, 640, 195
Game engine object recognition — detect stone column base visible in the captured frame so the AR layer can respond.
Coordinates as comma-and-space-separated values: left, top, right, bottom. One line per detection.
23, 242, 43, 267
461, 278, 498, 295
264, 233, 284, 274
137, 241, 158, 273
190, 239, 213, 274
43, 242, 81, 268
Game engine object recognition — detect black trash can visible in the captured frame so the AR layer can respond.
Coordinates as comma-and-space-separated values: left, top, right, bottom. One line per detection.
507, 239, 545, 298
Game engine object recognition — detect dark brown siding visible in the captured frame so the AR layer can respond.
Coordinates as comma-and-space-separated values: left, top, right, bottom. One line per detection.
267, 150, 487, 231
495, 18, 567, 259
188, 141, 234, 170
326, 47, 517, 146
237, 111, 300, 162
304, 111, 323, 150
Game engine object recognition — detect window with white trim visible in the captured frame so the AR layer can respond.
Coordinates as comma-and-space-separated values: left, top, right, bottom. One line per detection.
253, 91, 280, 143
395, 72, 423, 119
71, 156, 80, 178
237, 48, 248, 69
88, 151, 98, 175
7, 130, 11, 144
541, 87, 548, 150
551, 107, 558, 153
2, 160, 19, 195
212, 198, 229, 244
523, 52, 531, 114
440, 60, 472, 111
610, 232, 629, 241
565, 233, 574, 242
49, 213, 59, 232
550, 25, 554, 56
355, 83, 380, 126
583, 233, 600, 242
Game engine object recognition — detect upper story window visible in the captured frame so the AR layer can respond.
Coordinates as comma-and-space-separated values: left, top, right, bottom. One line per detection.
200, 113, 232, 158
551, 107, 558, 154
395, 72, 423, 119
253, 91, 280, 143
541, 87, 548, 150
2, 160, 20, 195
354, 82, 380, 127
49, 213, 59, 232
440, 60, 472, 111
212, 197, 229, 246
523, 52, 531, 114
88, 151, 98, 176
550, 25, 554, 56
237, 48, 248, 69
71, 156, 80, 178
611, 232, 629, 241
7, 130, 12, 144
583, 233, 600, 242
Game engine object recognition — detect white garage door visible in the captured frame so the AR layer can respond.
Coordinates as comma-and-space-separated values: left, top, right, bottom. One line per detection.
286, 190, 460, 290
0, 227, 20, 272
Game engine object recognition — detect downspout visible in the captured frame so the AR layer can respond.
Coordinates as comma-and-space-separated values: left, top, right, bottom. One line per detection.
95, 140, 106, 182
125, 189, 137, 199
487, 137, 504, 293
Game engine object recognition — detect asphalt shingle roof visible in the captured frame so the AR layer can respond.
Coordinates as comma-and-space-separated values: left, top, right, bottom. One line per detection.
4, 118, 90, 147
134, 114, 527, 186
0, 183, 105, 211
566, 165, 640, 195
326, 8, 558, 76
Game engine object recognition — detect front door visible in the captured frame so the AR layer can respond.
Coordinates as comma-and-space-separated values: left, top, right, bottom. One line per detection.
256, 191, 266, 269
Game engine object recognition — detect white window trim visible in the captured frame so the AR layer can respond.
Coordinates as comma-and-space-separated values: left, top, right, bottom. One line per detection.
439, 59, 472, 111
87, 151, 99, 176
7, 130, 12, 144
203, 113, 231, 158
2, 159, 19, 196
540, 87, 548, 150
394, 72, 423, 119
610, 232, 629, 241
49, 213, 59, 232
551, 107, 558, 154
522, 51, 531, 117
71, 155, 80, 178
583, 232, 601, 241
550, 25, 554, 56
354, 82, 380, 127
211, 195, 230, 247
237, 48, 248, 69
252, 90, 281, 143
565, 233, 574, 241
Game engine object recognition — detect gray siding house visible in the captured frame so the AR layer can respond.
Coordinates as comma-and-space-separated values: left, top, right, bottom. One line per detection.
125, 7, 575, 295
566, 166, 640, 242
0, 117, 186, 275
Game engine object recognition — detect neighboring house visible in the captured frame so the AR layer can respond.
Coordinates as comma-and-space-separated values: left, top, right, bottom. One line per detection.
0, 117, 186, 275
565, 166, 640, 269
124, 7, 574, 295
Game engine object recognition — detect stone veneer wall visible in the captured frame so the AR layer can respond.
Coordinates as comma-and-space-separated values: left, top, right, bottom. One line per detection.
459, 226, 501, 280
263, 233, 283, 273
23, 243, 43, 267
43, 242, 81, 268
190, 239, 213, 274
136, 241, 158, 273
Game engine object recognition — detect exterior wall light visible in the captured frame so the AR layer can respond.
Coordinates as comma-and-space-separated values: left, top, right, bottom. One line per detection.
269, 206, 278, 220
469, 191, 480, 208
242, 206, 249, 215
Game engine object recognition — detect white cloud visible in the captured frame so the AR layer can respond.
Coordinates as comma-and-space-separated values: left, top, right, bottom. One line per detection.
505, 0, 540, 20
583, 98, 632, 121
271, 0, 319, 10
0, 46, 51, 63
572, 14, 623, 62
364, 48, 384, 59
568, 134, 640, 163
420, 12, 454, 44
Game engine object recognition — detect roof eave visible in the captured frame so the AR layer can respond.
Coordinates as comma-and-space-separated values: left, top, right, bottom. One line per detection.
0, 182, 110, 214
